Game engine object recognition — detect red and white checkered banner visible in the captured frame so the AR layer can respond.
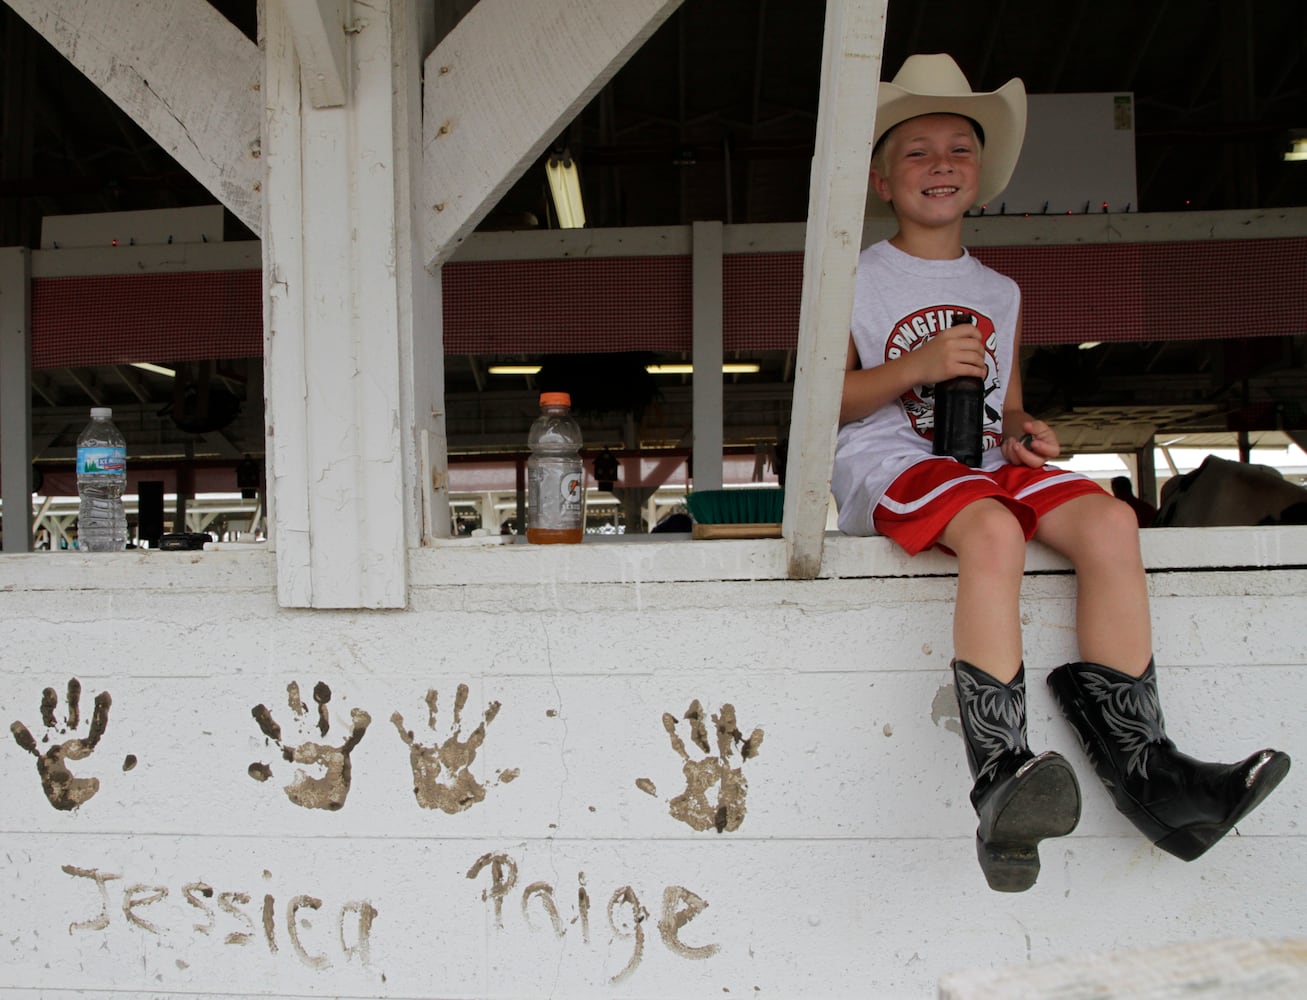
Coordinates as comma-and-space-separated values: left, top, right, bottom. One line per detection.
32, 270, 262, 369
977, 238, 1307, 345
28, 238, 1306, 368
441, 256, 693, 354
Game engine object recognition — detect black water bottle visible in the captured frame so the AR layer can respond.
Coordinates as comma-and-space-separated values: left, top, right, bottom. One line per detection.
932, 312, 984, 467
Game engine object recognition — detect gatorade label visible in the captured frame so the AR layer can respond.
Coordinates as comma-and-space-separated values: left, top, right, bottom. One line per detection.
529, 464, 583, 530
559, 473, 582, 506
78, 446, 126, 475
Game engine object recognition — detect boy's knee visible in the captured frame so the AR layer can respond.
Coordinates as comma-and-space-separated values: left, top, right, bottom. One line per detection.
1074, 495, 1143, 563
1098, 495, 1143, 544
950, 499, 1027, 561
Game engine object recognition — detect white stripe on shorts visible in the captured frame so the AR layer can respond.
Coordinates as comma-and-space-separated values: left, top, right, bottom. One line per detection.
876, 474, 996, 516
1013, 471, 1088, 501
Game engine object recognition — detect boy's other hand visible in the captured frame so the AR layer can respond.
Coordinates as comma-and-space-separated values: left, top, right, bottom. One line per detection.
916, 324, 986, 384
1002, 420, 1059, 467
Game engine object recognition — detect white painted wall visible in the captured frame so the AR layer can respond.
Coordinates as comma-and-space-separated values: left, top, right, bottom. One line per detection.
2, 528, 1303, 998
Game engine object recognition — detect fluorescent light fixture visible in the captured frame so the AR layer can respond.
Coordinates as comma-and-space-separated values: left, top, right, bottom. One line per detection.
487, 364, 543, 375
131, 362, 176, 377
646, 363, 762, 375
1285, 136, 1307, 162
545, 154, 586, 228
1078, 341, 1103, 350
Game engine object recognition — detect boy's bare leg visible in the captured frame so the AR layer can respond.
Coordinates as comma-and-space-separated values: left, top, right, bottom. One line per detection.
1033, 493, 1151, 677
938, 498, 1027, 682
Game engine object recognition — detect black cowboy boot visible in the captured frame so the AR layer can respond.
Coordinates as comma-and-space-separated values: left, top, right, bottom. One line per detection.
1047, 659, 1290, 861
953, 659, 1082, 892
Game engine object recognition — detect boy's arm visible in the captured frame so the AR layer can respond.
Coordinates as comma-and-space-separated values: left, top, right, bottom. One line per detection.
839, 324, 986, 426
1000, 308, 1061, 467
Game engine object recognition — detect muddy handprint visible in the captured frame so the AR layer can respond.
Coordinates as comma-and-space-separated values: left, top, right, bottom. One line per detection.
391, 684, 518, 813
659, 700, 763, 833
11, 678, 113, 811
248, 681, 370, 811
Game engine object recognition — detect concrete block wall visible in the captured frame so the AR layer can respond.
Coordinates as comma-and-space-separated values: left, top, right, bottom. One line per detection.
1, 528, 1303, 998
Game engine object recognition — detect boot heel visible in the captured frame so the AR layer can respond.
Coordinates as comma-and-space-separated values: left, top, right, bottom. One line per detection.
976, 834, 1041, 893
975, 754, 1081, 892
1154, 825, 1219, 862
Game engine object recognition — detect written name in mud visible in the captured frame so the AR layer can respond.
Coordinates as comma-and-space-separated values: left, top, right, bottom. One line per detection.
60, 864, 377, 970
60, 852, 718, 985
467, 851, 718, 985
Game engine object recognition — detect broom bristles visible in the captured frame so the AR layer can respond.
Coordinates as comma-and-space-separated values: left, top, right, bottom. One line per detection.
686, 488, 784, 525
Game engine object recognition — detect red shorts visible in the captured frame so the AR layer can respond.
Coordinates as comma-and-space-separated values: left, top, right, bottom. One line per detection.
873, 458, 1106, 555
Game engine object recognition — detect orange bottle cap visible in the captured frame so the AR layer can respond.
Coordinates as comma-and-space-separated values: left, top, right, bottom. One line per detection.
539, 391, 571, 407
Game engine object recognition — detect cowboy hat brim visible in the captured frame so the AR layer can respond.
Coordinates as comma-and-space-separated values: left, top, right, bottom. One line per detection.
867, 55, 1027, 217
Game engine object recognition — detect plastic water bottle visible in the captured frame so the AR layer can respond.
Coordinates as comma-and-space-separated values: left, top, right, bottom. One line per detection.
76, 407, 128, 551
932, 312, 984, 467
527, 392, 584, 544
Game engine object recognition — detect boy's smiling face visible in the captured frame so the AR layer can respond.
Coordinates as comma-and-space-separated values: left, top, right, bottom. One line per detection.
870, 113, 982, 228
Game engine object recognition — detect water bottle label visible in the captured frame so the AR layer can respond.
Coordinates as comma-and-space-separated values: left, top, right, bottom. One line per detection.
78, 446, 126, 475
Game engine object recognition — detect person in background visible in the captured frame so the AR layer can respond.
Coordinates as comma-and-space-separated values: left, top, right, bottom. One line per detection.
833, 53, 1290, 892
1111, 474, 1157, 528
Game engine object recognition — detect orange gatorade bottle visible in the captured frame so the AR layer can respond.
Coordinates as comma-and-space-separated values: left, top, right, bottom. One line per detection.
526, 392, 585, 544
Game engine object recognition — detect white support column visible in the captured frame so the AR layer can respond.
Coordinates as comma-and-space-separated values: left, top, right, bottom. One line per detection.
782, 0, 887, 579
262, 0, 419, 608
394, 1, 449, 548
692, 220, 724, 491
0, 248, 32, 552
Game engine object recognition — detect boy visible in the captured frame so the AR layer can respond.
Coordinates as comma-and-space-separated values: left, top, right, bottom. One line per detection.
833, 54, 1290, 893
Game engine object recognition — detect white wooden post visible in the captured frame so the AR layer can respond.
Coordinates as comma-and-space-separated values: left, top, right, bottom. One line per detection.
4, 0, 263, 235
0, 248, 32, 552
262, 0, 416, 607
783, 0, 888, 579
692, 220, 724, 491
395, 2, 449, 548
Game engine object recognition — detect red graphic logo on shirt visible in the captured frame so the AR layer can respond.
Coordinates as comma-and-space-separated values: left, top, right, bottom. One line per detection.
884, 304, 1002, 447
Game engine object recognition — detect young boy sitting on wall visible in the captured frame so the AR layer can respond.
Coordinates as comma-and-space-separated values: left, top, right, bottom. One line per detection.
832, 53, 1290, 893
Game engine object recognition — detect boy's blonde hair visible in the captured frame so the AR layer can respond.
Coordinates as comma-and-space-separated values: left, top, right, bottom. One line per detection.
870, 113, 984, 178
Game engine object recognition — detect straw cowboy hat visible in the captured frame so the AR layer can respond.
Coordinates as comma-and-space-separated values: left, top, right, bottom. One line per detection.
869, 53, 1027, 215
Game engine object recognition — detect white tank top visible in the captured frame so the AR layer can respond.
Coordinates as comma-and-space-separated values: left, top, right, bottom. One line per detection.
832, 240, 1021, 536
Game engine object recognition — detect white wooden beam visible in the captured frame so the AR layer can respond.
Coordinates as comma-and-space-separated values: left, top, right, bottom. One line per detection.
395, 3, 449, 548
0, 248, 33, 553
279, 0, 349, 108
420, 0, 684, 268
6, 0, 263, 235
782, 0, 888, 579
263, 0, 417, 608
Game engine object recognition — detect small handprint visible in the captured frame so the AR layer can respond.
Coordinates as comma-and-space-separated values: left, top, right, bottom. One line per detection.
248, 680, 370, 811
391, 684, 519, 813
661, 700, 763, 833
11, 678, 112, 811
